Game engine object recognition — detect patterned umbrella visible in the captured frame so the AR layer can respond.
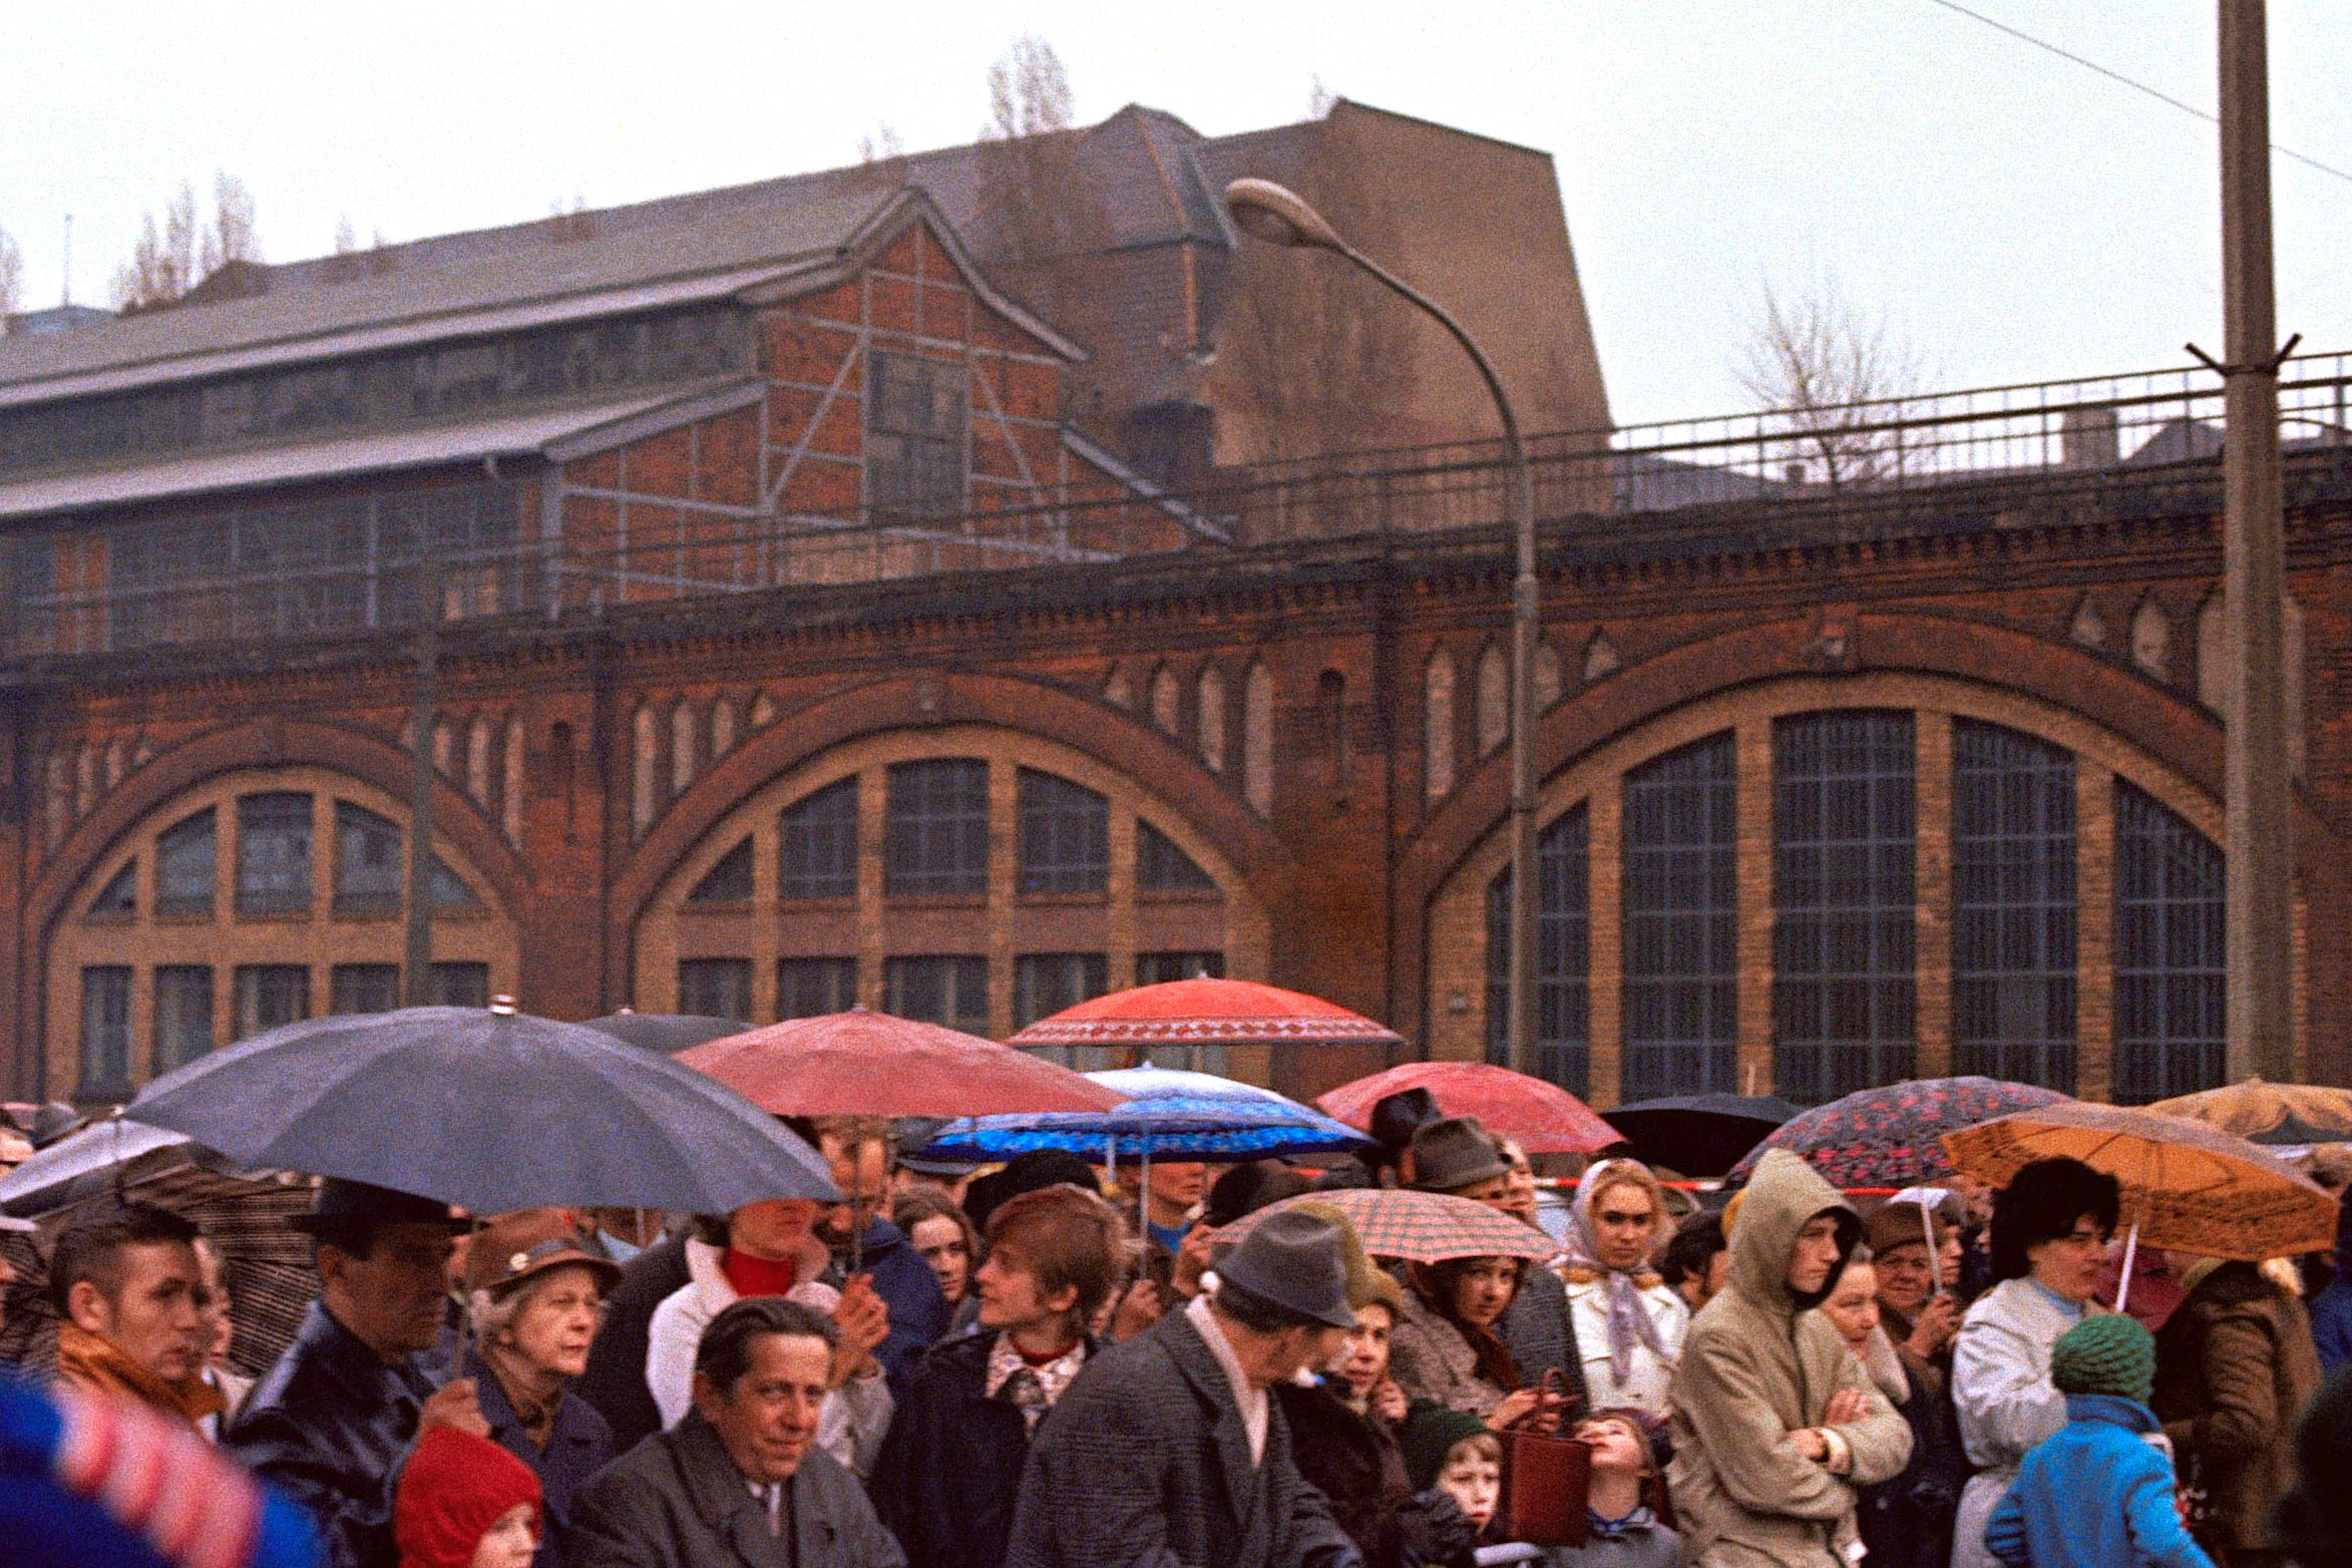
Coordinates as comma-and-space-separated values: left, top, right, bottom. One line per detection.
676, 1008, 1123, 1117
1942, 1101, 2340, 1260
2147, 1077, 2352, 1147
1008, 978, 1405, 1059
1318, 1061, 1624, 1155
908, 1065, 1372, 1162
1727, 1076, 2071, 1190
1215, 1187, 1556, 1264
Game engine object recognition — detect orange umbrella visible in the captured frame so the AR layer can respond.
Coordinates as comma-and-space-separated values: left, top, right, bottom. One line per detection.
1319, 1060, 1623, 1155
1007, 978, 1405, 1055
2147, 1077, 2352, 1147
679, 1008, 1125, 1118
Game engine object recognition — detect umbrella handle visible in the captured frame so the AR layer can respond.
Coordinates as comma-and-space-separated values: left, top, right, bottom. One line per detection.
1924, 1202, 1941, 1297
2115, 1221, 2140, 1317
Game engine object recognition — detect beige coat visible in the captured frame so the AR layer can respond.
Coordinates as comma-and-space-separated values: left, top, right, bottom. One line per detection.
1666, 1151, 1913, 1568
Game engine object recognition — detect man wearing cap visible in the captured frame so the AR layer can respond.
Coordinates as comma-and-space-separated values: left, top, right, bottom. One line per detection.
227, 1179, 485, 1568
461, 1211, 623, 1568
1002, 1207, 1365, 1568
1406, 1116, 1590, 1412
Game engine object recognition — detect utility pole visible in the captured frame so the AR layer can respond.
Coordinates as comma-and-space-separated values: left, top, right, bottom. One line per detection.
2215, 0, 2296, 1082
404, 563, 442, 1006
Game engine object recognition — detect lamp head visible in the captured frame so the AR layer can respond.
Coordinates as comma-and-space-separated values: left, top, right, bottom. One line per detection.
1223, 179, 1345, 252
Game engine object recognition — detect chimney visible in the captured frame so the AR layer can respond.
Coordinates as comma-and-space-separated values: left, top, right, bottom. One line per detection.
2062, 405, 2121, 469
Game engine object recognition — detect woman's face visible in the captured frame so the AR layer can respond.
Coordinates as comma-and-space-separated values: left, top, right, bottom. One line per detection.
909, 1214, 972, 1304
1817, 1262, 1879, 1354
728, 1199, 820, 1261
2025, 1214, 2111, 1304
1339, 1303, 1393, 1395
1450, 1256, 1520, 1329
506, 1264, 603, 1380
1874, 1242, 1934, 1313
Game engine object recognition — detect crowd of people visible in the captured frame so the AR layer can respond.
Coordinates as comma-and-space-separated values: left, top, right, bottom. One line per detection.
14, 1098, 2352, 1568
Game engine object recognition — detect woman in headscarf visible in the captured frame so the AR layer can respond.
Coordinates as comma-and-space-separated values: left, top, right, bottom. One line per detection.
1560, 1158, 1689, 1420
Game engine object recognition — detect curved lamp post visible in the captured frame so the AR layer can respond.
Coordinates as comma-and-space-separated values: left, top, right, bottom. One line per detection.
1223, 178, 1542, 1079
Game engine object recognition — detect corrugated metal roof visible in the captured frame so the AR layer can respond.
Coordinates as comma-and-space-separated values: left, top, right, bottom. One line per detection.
0, 376, 762, 521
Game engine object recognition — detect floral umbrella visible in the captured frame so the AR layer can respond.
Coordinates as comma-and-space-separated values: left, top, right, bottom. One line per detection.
1727, 1076, 2072, 1190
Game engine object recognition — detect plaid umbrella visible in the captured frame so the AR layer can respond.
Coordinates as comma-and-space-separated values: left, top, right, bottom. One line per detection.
1728, 1076, 2071, 1190
2147, 1077, 2352, 1147
1942, 1100, 2340, 1261
1215, 1186, 1556, 1264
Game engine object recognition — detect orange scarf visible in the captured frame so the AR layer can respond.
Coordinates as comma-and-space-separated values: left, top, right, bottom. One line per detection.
54, 1323, 223, 1431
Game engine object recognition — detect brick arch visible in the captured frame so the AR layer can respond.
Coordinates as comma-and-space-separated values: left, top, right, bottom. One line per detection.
609, 671, 1296, 938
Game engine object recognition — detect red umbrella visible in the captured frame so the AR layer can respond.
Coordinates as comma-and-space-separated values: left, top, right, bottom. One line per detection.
678, 1008, 1126, 1117
1318, 1061, 1624, 1155
1006, 978, 1405, 1052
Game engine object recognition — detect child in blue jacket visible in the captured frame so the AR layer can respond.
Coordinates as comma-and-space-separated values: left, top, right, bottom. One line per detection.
1985, 1313, 2213, 1568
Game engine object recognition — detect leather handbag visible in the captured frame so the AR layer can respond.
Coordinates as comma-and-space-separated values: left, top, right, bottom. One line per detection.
1496, 1368, 1592, 1547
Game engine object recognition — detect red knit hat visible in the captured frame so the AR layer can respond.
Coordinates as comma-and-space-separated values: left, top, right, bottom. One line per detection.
394, 1425, 543, 1568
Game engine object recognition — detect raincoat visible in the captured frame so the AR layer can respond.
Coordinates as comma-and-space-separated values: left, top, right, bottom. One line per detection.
1948, 1276, 2081, 1568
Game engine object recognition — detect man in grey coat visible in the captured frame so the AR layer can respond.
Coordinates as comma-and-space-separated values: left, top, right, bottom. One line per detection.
1002, 1208, 1367, 1568
569, 1296, 904, 1568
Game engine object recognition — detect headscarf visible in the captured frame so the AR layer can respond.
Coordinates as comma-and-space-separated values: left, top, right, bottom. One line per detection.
1409, 1259, 1524, 1395
1564, 1158, 1675, 1385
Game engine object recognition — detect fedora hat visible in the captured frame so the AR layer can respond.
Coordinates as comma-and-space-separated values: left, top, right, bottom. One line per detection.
1213, 1207, 1357, 1330
288, 1178, 468, 1236
463, 1209, 622, 1298
1407, 1116, 1512, 1194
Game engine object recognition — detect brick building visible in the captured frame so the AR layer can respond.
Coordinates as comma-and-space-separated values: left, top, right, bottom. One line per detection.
1, 109, 2346, 1109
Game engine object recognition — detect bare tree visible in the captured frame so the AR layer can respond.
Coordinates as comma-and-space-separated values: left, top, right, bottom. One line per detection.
332, 214, 359, 254
0, 225, 22, 321
112, 182, 199, 310
858, 125, 907, 165
985, 34, 1073, 141
1736, 274, 1926, 490
200, 171, 261, 276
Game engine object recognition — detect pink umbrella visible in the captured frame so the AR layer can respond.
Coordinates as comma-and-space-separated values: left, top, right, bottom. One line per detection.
1006, 978, 1405, 1054
1318, 1061, 1624, 1155
678, 1008, 1125, 1117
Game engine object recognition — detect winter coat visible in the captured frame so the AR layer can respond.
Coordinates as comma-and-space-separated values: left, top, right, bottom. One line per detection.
1270, 1379, 1413, 1568
1563, 1272, 1687, 1418
224, 1299, 451, 1568
1982, 1392, 2214, 1568
645, 1236, 896, 1478
576, 1232, 693, 1455
568, 1411, 906, 1568
1849, 1333, 1963, 1568
2313, 1274, 2352, 1379
465, 1348, 614, 1568
867, 1329, 1099, 1568
1387, 1287, 1510, 1421
1000, 1304, 1363, 1568
1949, 1276, 2082, 1568
2151, 1260, 2325, 1554
1664, 1149, 1912, 1568
1499, 1265, 1591, 1412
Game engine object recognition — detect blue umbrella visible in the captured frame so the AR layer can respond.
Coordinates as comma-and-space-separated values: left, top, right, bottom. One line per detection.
912, 1064, 1372, 1162
130, 1005, 839, 1214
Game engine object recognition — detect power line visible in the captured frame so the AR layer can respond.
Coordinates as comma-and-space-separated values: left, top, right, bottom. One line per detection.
1918, 0, 2352, 188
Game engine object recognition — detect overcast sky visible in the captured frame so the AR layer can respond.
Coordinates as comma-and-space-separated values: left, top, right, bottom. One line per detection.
4, 1, 2348, 425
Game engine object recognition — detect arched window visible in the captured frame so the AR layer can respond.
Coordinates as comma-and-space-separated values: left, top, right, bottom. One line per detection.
235, 793, 313, 917
1137, 821, 1215, 894
87, 862, 136, 918
1772, 711, 1916, 1104
1485, 805, 1591, 1094
886, 759, 988, 897
2113, 782, 2224, 1103
156, 809, 216, 918
686, 839, 754, 905
1017, 771, 1108, 896
1622, 735, 1738, 1098
780, 777, 858, 900
1953, 721, 2077, 1091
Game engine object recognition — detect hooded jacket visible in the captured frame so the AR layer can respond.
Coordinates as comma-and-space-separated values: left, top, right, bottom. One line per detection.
1982, 1393, 2213, 1568
1665, 1150, 1911, 1567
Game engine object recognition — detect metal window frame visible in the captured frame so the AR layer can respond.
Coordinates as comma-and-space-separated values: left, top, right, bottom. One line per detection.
884, 759, 989, 898
779, 777, 859, 900
1016, 769, 1109, 896
1487, 804, 1593, 1096
1620, 734, 1740, 1100
2112, 780, 2226, 1103
1951, 720, 2079, 1092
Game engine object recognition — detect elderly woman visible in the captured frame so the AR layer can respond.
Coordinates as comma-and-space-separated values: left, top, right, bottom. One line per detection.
1561, 1157, 1688, 1420
461, 1211, 621, 1568
1864, 1201, 1964, 1379
1389, 1253, 1563, 1428
1814, 1247, 1965, 1568
1949, 1156, 2121, 1568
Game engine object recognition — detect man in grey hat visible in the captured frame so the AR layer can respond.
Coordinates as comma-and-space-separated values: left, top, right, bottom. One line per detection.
1003, 1207, 1365, 1568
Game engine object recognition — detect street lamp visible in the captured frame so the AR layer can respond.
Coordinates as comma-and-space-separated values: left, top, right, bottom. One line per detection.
1223, 178, 1544, 1079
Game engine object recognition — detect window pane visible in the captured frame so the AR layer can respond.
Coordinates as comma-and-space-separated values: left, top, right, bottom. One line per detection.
2113, 781, 2224, 1104
780, 778, 859, 900
1013, 953, 1109, 1028
1136, 951, 1225, 984
330, 964, 401, 1015
885, 956, 990, 1036
431, 962, 490, 1008
1487, 805, 1592, 1096
80, 966, 133, 1094
153, 966, 213, 1071
1137, 822, 1216, 894
687, 839, 754, 904
334, 803, 403, 915
237, 793, 313, 916
778, 957, 858, 1019
89, 861, 137, 917
678, 959, 752, 1022
156, 809, 216, 918
233, 965, 311, 1039
1952, 721, 2078, 1092
1621, 736, 1739, 1099
1017, 771, 1108, 896
429, 856, 481, 912
885, 760, 988, 897
1771, 712, 1917, 1105
865, 350, 969, 520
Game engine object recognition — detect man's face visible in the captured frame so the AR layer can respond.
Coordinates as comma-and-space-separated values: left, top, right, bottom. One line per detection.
695, 1332, 831, 1484
1786, 1213, 1845, 1298
1266, 1322, 1352, 1387
818, 1138, 888, 1249
1448, 1174, 1513, 1211
1144, 1163, 1206, 1223
323, 1223, 456, 1360
973, 1243, 1073, 1335
72, 1240, 205, 1383
1589, 1178, 1659, 1274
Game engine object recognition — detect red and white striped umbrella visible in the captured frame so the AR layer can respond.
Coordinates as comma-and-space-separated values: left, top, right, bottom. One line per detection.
1008, 978, 1404, 1053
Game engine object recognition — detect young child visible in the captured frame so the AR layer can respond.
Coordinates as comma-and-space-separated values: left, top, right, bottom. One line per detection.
1559, 1411, 1681, 1568
1984, 1314, 2214, 1568
1400, 1402, 1505, 1544
394, 1424, 545, 1568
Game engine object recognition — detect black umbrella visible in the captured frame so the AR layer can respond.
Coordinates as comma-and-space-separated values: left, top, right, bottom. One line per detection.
1602, 1093, 1805, 1177
584, 1012, 748, 1055
131, 1005, 839, 1214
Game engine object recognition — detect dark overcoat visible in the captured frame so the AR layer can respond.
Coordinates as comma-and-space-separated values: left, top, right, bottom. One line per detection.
1000, 1308, 1362, 1568
568, 1412, 907, 1568
1496, 1264, 1589, 1409
467, 1348, 615, 1568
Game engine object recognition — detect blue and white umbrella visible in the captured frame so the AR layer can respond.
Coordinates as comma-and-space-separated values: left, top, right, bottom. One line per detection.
910, 1065, 1372, 1163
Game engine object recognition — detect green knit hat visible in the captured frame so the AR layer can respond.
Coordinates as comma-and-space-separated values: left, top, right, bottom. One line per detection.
2050, 1313, 2156, 1403
1397, 1400, 1495, 1492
